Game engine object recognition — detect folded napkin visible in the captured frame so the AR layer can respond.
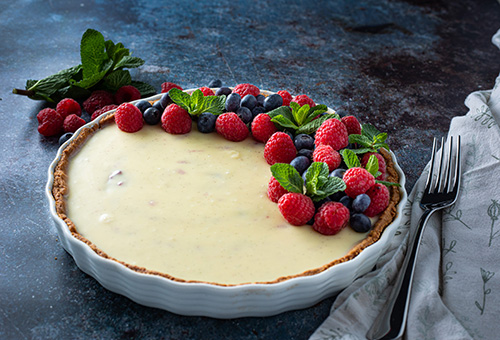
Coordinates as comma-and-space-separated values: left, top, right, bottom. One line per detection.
311, 29, 500, 340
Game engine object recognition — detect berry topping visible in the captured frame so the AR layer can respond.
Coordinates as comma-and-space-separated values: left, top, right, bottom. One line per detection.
313, 201, 350, 235
83, 90, 115, 114
37, 108, 64, 137
135, 100, 153, 113
278, 193, 315, 226
197, 112, 217, 133
91, 104, 118, 121
290, 156, 311, 175
267, 176, 290, 203
277, 90, 292, 106
58, 132, 73, 146
361, 152, 387, 180
341, 115, 362, 135
352, 194, 371, 213
294, 134, 315, 151
236, 106, 253, 124
208, 79, 222, 88
251, 113, 277, 143
114, 85, 141, 104
343, 167, 375, 198
291, 94, 315, 107
264, 132, 297, 165
115, 103, 144, 133
241, 95, 257, 111
225, 92, 241, 112
314, 118, 349, 151
350, 213, 372, 233
143, 107, 162, 125
56, 98, 81, 118
263, 93, 283, 112
364, 183, 390, 217
161, 104, 192, 134
161, 82, 183, 93
216, 87, 232, 96
199, 86, 215, 96
63, 114, 86, 133
215, 112, 249, 142
232, 83, 260, 98
312, 144, 341, 171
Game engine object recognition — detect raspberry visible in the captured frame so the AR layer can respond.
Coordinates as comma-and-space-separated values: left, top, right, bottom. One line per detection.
313, 202, 350, 235
364, 183, 390, 217
161, 104, 192, 134
341, 115, 361, 135
115, 103, 144, 133
114, 85, 141, 104
199, 86, 215, 96
56, 98, 81, 118
63, 114, 86, 133
267, 176, 290, 203
264, 132, 297, 165
312, 144, 341, 171
314, 118, 349, 151
361, 152, 387, 180
37, 108, 63, 137
161, 82, 183, 93
291, 94, 315, 107
232, 83, 260, 98
91, 104, 119, 121
343, 167, 375, 198
215, 112, 249, 142
83, 90, 115, 114
278, 193, 315, 226
251, 113, 277, 143
277, 90, 293, 106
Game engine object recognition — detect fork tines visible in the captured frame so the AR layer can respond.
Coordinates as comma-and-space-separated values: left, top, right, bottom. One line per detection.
425, 136, 461, 195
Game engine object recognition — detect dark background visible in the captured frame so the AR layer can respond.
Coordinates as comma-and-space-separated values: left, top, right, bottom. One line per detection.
1, 0, 500, 339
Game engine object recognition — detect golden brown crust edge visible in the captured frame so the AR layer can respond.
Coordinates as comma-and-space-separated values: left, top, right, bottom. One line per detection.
51, 109, 402, 287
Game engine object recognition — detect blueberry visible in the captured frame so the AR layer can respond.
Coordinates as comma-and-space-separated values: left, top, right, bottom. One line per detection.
251, 106, 266, 118
208, 79, 222, 88
256, 94, 265, 107
350, 213, 372, 233
294, 134, 315, 151
225, 92, 241, 112
216, 87, 232, 96
263, 93, 283, 112
352, 194, 371, 213
197, 112, 217, 133
236, 106, 253, 124
297, 148, 313, 160
290, 156, 311, 175
152, 99, 164, 112
143, 107, 161, 125
339, 196, 353, 210
330, 168, 346, 179
159, 92, 173, 109
135, 100, 152, 113
58, 132, 73, 146
329, 191, 346, 202
241, 95, 257, 111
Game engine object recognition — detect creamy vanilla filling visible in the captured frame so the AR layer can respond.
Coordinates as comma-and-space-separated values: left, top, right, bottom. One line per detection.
65, 123, 368, 284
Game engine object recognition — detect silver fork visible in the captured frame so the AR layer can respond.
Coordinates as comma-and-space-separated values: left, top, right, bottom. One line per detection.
367, 136, 461, 340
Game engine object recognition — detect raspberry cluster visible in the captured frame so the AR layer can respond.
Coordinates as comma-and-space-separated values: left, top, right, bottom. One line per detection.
35, 85, 142, 144
100, 81, 395, 236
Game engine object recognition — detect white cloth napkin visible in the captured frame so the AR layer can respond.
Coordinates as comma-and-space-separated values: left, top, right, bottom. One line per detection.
311, 29, 500, 340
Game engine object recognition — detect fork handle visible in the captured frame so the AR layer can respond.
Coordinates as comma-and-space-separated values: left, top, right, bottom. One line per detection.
366, 209, 433, 340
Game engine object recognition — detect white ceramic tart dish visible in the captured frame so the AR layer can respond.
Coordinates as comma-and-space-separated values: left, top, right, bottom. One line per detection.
46, 90, 407, 318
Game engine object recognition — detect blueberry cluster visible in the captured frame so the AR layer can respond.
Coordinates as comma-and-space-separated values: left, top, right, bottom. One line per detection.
134, 92, 172, 126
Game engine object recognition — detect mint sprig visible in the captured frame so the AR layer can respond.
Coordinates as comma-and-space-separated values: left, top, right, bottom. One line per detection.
348, 123, 390, 153
266, 102, 338, 135
341, 149, 381, 178
169, 88, 226, 116
13, 28, 155, 103
270, 162, 345, 202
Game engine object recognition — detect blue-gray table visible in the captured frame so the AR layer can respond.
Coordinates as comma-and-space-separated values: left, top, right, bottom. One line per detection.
1, 0, 500, 338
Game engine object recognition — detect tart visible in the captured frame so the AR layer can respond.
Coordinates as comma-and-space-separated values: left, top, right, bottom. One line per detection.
47, 87, 407, 317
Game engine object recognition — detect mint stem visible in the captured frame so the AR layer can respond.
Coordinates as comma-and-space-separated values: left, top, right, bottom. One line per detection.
12, 88, 35, 96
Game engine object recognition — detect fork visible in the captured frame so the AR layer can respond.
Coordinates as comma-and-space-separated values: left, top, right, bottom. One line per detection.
367, 136, 461, 340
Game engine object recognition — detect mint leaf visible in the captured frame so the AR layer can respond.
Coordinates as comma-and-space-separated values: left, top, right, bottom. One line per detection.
313, 176, 346, 201
26, 65, 81, 97
341, 149, 361, 169
271, 115, 299, 130
169, 88, 226, 115
198, 95, 226, 115
292, 104, 310, 126
364, 154, 379, 176
305, 162, 346, 201
80, 29, 108, 79
348, 134, 372, 146
297, 114, 339, 135
267, 106, 292, 120
102, 69, 131, 92
168, 88, 192, 111
131, 81, 157, 97
114, 56, 144, 70
361, 124, 381, 141
376, 180, 401, 187
270, 163, 304, 194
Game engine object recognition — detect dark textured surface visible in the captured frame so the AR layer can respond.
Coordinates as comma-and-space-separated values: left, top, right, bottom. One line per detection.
1, 0, 499, 339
